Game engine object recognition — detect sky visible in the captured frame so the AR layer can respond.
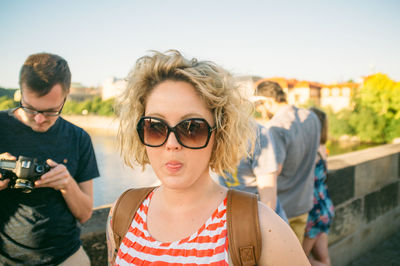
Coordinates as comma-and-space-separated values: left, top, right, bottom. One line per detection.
1, 0, 399, 88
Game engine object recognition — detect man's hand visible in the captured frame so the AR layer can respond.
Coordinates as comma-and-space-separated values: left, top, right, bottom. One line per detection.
34, 159, 73, 192
35, 158, 94, 223
0, 152, 16, 191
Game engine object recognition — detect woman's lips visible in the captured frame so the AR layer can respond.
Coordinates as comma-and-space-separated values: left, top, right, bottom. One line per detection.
165, 161, 183, 172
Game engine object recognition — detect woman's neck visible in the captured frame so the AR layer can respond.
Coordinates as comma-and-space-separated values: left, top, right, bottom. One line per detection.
157, 176, 226, 211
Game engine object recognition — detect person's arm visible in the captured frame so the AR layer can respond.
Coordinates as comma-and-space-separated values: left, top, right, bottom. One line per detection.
106, 203, 116, 266
257, 202, 310, 265
35, 159, 93, 223
254, 126, 280, 210
0, 178, 9, 190
257, 171, 278, 210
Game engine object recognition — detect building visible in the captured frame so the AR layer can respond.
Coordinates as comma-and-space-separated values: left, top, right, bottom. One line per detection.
254, 77, 359, 112
101, 77, 127, 100
320, 83, 358, 112
69, 82, 100, 101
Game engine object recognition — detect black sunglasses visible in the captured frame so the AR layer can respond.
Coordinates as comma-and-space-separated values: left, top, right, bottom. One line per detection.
19, 98, 66, 117
137, 116, 216, 149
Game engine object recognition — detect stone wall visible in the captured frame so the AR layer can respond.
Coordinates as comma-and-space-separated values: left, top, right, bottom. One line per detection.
80, 143, 400, 266
327, 143, 400, 266
81, 206, 110, 266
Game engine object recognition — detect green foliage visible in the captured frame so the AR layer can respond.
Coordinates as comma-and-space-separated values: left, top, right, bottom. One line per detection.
0, 96, 17, 110
359, 73, 399, 119
63, 96, 115, 116
0, 92, 115, 116
384, 118, 400, 142
0, 88, 17, 98
354, 74, 400, 142
96, 98, 115, 116
326, 108, 355, 139
63, 101, 81, 114
299, 99, 318, 109
326, 73, 400, 143
253, 110, 262, 119
348, 106, 387, 142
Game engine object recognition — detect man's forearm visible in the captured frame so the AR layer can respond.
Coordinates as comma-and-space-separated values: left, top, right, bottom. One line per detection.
61, 179, 93, 223
34, 160, 94, 223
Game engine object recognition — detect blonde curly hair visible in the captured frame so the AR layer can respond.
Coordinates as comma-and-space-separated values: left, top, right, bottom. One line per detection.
116, 50, 255, 177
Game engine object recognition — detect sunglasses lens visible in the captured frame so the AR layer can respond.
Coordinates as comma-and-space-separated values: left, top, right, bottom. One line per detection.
139, 118, 168, 146
137, 117, 213, 149
176, 119, 210, 148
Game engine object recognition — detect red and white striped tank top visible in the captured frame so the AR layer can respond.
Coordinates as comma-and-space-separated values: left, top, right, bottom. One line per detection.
115, 191, 229, 265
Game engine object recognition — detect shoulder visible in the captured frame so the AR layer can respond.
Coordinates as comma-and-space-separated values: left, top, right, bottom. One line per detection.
59, 116, 85, 131
268, 106, 295, 130
255, 123, 271, 145
256, 123, 272, 139
59, 116, 92, 139
0, 109, 9, 116
0, 109, 15, 122
257, 202, 310, 265
300, 108, 320, 127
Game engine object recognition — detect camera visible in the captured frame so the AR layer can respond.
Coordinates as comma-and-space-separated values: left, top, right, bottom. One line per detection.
0, 156, 51, 193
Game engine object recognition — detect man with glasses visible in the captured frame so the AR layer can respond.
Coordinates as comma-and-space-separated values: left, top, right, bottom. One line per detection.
0, 53, 99, 265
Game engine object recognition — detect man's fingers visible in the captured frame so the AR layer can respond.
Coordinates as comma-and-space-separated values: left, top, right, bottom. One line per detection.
0, 179, 10, 190
34, 161, 72, 191
46, 159, 57, 167
40, 163, 65, 180
0, 152, 16, 161
37, 179, 66, 190
36, 167, 67, 185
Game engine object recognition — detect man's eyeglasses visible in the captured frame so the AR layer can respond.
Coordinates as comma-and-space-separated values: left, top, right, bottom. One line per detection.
19, 98, 66, 117
137, 116, 216, 149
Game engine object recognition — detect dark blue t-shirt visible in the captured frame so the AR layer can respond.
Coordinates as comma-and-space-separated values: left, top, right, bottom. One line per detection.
0, 109, 100, 265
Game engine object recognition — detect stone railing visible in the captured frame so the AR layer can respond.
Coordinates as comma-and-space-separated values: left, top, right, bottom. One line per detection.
80, 143, 400, 266
327, 143, 400, 265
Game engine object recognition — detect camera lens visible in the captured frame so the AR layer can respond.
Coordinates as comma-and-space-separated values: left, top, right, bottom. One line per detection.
14, 179, 34, 193
35, 165, 45, 174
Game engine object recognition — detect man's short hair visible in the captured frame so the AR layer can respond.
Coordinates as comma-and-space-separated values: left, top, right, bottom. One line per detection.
255, 80, 287, 103
19, 53, 71, 96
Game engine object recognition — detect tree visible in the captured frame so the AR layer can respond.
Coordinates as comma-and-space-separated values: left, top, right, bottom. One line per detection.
351, 73, 400, 142
0, 88, 17, 98
0, 96, 17, 110
63, 97, 115, 116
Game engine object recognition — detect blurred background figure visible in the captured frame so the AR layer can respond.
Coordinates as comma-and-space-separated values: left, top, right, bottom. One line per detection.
218, 120, 289, 223
254, 80, 321, 244
303, 107, 335, 266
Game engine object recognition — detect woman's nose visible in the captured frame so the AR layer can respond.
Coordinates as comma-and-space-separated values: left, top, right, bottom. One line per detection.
165, 131, 182, 150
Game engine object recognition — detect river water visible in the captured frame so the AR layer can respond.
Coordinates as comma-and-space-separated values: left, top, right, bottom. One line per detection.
90, 133, 159, 207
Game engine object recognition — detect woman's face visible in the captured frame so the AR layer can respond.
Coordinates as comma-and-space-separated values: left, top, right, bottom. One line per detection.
144, 80, 215, 190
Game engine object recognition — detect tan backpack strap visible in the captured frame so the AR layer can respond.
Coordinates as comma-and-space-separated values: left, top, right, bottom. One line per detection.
111, 186, 156, 262
227, 189, 262, 266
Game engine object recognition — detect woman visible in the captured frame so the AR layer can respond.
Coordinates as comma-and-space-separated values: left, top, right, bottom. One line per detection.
106, 50, 309, 265
303, 108, 335, 266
